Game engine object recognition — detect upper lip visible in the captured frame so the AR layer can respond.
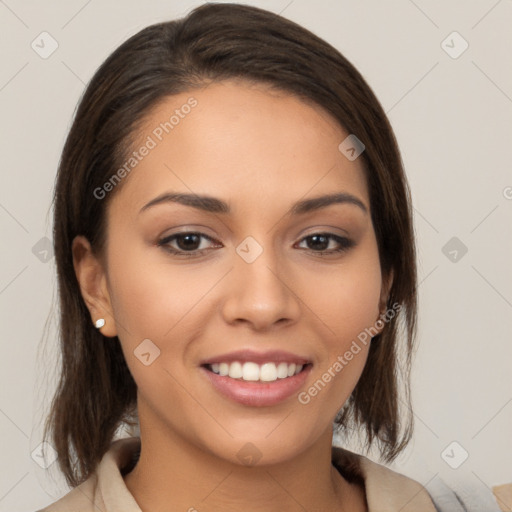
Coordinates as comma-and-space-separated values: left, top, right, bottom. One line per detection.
200, 349, 311, 366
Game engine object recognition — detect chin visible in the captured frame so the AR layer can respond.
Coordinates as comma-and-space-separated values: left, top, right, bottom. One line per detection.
199, 423, 322, 468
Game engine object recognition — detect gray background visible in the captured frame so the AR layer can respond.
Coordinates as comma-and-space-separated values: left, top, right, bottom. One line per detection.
0, 0, 511, 510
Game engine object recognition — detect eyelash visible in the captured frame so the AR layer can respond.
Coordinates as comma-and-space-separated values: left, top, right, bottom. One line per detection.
157, 231, 355, 258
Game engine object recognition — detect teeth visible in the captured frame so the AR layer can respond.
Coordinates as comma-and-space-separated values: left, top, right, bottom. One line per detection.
228, 361, 243, 379
208, 361, 305, 382
242, 362, 260, 381
276, 362, 288, 379
219, 362, 229, 376
260, 362, 277, 382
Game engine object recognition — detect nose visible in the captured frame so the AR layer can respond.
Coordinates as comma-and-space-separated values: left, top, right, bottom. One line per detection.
220, 241, 301, 331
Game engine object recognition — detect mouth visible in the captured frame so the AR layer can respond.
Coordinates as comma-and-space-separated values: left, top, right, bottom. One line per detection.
199, 350, 313, 407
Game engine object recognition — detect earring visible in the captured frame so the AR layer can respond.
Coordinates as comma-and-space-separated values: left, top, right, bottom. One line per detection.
95, 318, 105, 329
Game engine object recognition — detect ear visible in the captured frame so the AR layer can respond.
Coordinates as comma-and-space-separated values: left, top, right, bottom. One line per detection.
373, 268, 394, 336
72, 235, 118, 338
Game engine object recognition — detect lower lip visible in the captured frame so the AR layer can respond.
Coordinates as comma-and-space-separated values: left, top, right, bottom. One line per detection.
201, 365, 312, 407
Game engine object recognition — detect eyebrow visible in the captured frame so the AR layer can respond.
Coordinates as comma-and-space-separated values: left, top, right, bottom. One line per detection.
139, 191, 368, 215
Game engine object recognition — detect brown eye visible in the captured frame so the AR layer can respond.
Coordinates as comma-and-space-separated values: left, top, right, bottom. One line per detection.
157, 232, 221, 257
297, 233, 354, 255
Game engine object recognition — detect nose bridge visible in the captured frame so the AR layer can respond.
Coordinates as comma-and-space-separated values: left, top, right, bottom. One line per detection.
221, 234, 300, 328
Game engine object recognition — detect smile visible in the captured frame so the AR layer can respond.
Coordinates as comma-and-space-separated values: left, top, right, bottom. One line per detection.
206, 361, 305, 382
200, 349, 312, 406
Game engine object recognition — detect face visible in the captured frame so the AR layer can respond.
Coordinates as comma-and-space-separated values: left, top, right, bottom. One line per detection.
75, 80, 389, 466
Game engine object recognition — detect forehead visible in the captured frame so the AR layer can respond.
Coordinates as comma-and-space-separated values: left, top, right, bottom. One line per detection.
109, 80, 369, 219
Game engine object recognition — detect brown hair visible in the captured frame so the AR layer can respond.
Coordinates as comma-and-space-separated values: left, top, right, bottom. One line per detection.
43, 2, 417, 488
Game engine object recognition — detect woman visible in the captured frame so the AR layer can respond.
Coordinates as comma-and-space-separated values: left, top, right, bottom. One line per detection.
36, 3, 509, 511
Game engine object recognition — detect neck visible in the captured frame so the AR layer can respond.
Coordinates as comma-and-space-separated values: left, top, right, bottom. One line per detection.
124, 403, 366, 512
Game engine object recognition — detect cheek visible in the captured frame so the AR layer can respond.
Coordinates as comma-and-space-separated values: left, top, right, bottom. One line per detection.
315, 246, 383, 347
106, 236, 198, 335
305, 239, 382, 401
105, 236, 227, 375
105, 243, 202, 395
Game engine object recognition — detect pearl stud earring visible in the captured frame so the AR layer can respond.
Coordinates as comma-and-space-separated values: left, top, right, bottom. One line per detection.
95, 318, 105, 329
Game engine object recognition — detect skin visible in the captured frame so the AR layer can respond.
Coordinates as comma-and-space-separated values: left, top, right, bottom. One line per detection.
73, 80, 392, 512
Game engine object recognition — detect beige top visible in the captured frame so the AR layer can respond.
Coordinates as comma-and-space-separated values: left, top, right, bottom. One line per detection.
37, 436, 511, 512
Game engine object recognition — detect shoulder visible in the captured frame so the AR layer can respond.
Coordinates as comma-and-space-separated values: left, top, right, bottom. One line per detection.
332, 446, 437, 512
35, 473, 102, 512
36, 437, 142, 512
